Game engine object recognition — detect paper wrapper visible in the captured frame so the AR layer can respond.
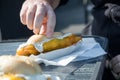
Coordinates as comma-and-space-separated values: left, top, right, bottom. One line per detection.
29, 38, 106, 66
29, 40, 82, 62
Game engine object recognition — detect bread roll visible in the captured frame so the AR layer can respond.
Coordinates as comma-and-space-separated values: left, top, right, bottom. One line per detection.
16, 32, 82, 57
26, 32, 63, 44
0, 55, 42, 75
0, 55, 56, 80
26, 35, 47, 44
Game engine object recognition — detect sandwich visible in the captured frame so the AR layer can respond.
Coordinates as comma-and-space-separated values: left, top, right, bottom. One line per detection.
16, 32, 82, 59
0, 55, 58, 80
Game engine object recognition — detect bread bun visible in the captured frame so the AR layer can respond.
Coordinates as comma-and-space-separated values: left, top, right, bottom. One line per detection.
52, 32, 63, 37
27, 35, 47, 44
0, 55, 42, 75
16, 32, 82, 58
26, 32, 63, 44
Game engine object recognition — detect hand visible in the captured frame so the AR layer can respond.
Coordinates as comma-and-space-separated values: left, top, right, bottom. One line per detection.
110, 55, 120, 75
20, 0, 56, 37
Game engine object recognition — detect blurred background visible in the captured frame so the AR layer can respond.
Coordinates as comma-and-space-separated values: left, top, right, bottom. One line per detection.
0, 0, 93, 41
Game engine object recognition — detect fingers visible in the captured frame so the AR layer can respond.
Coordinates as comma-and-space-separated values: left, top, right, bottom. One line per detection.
20, 0, 56, 37
111, 55, 120, 67
26, 5, 36, 30
20, 1, 28, 25
33, 3, 46, 34
39, 23, 47, 35
110, 55, 120, 74
45, 3, 56, 37
113, 63, 120, 74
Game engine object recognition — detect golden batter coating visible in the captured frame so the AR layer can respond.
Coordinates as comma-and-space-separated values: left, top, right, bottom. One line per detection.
0, 74, 25, 80
43, 34, 81, 52
17, 44, 39, 56
16, 33, 82, 56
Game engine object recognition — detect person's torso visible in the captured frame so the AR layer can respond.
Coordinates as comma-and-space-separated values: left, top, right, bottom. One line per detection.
91, 0, 120, 57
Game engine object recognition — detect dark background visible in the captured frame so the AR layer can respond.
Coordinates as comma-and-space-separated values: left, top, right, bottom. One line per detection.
0, 0, 92, 40
0, 0, 33, 40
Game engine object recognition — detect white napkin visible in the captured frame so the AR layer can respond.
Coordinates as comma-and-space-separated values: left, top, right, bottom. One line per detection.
73, 38, 107, 62
30, 38, 106, 66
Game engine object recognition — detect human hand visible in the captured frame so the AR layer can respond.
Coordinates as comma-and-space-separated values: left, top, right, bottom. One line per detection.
20, 0, 56, 37
110, 55, 120, 77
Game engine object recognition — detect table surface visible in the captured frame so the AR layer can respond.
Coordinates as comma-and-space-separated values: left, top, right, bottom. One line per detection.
0, 36, 108, 80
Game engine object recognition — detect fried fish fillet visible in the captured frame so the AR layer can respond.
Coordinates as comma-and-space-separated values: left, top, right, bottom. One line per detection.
0, 74, 25, 80
16, 32, 82, 56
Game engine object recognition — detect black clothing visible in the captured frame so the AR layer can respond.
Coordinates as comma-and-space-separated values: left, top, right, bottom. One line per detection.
59, 0, 120, 58
59, 0, 69, 6
90, 1, 120, 79
59, 0, 120, 80
0, 0, 33, 40
91, 1, 120, 58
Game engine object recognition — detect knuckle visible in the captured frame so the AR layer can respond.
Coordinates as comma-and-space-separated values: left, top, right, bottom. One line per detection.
27, 10, 33, 16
